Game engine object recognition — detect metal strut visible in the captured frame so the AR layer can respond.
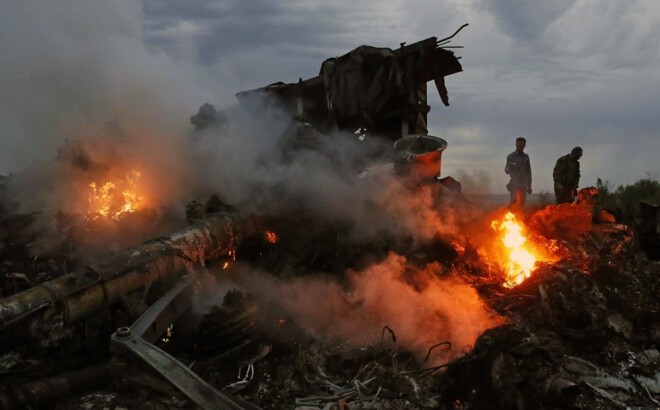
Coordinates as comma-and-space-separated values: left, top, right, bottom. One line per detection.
111, 275, 261, 410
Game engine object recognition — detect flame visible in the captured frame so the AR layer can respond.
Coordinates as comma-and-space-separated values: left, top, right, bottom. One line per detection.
87, 171, 143, 221
265, 230, 277, 243
491, 212, 537, 288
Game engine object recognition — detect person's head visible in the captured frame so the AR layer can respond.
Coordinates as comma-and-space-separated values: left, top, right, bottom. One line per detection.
571, 146, 583, 160
515, 137, 526, 153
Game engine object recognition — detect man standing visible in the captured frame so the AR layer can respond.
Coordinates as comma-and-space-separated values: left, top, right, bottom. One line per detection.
553, 146, 583, 204
505, 137, 532, 206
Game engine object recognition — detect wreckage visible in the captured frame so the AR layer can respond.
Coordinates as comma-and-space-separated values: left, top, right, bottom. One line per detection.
0, 212, 257, 346
2, 186, 658, 409
193, 25, 466, 139
233, 28, 464, 139
1, 27, 660, 410
192, 25, 468, 183
0, 210, 263, 408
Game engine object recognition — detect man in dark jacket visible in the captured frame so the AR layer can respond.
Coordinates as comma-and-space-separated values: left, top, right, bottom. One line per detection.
553, 146, 582, 204
505, 137, 532, 206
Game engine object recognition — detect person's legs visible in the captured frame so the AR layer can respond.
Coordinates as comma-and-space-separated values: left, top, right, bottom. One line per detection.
557, 188, 572, 204
555, 182, 568, 204
510, 189, 526, 208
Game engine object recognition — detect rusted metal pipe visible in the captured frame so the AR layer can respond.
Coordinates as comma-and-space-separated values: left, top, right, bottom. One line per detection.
0, 212, 258, 343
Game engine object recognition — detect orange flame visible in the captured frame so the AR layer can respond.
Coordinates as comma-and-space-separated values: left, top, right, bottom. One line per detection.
88, 171, 143, 221
491, 212, 537, 288
265, 230, 277, 243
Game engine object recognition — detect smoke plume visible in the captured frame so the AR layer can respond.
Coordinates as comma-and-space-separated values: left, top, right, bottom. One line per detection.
218, 253, 503, 365
1, 0, 501, 364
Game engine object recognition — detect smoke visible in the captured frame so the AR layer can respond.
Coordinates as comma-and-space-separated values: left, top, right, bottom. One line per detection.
218, 253, 503, 365
1, 0, 473, 247
189, 102, 477, 242
0, 0, 226, 205
454, 168, 493, 194
1, 1, 219, 171
0, 0, 504, 366
0, 0, 230, 250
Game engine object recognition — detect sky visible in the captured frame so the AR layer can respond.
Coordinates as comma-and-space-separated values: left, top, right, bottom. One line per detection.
1, 0, 659, 194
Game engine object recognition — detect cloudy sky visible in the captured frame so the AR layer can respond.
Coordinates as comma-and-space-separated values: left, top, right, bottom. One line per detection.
1, 0, 659, 193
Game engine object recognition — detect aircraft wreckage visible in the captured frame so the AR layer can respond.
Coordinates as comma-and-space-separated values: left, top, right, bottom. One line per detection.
2, 24, 660, 409
192, 24, 469, 184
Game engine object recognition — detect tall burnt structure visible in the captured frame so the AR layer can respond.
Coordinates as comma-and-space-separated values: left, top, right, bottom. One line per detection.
232, 26, 466, 141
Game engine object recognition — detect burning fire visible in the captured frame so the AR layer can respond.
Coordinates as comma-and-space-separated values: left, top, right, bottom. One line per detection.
265, 230, 277, 243
491, 212, 537, 288
87, 171, 143, 220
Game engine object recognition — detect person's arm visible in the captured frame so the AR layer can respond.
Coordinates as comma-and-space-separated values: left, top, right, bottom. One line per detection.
525, 155, 532, 193
553, 157, 563, 182
552, 158, 561, 182
571, 161, 581, 197
505, 154, 516, 175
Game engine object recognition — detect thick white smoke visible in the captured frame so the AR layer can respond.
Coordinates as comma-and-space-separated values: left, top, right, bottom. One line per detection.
0, 0, 219, 173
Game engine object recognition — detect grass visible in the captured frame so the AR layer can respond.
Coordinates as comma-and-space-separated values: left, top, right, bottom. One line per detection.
596, 175, 660, 223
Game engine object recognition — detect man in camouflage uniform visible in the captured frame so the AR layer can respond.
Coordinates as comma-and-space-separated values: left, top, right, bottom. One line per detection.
553, 146, 583, 204
505, 137, 532, 206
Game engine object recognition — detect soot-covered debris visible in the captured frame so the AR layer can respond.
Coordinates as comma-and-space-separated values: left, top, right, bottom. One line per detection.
0, 183, 659, 409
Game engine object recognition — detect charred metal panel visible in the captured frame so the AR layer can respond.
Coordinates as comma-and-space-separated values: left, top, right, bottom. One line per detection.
232, 29, 465, 140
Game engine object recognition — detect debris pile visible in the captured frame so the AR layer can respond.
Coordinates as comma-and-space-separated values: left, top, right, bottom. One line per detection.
0, 183, 658, 409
